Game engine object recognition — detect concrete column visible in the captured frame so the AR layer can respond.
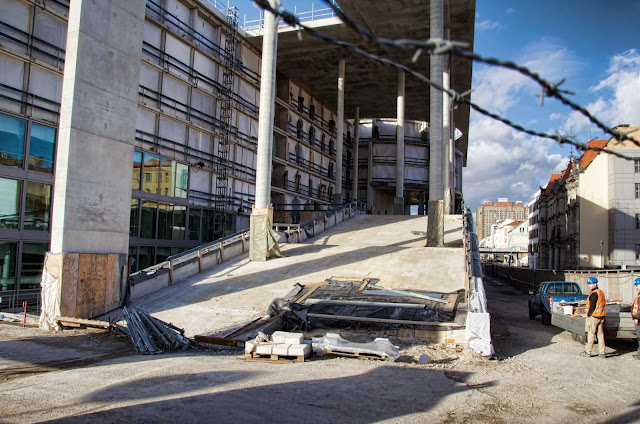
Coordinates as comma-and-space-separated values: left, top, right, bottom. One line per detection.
367, 119, 375, 213
394, 70, 405, 215
442, 51, 452, 215
352, 106, 360, 200
254, 0, 279, 209
51, 0, 146, 254
334, 59, 345, 205
427, 0, 444, 246
250, 0, 279, 261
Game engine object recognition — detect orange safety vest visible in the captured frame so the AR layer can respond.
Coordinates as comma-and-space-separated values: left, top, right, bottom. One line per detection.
632, 293, 640, 319
586, 288, 607, 317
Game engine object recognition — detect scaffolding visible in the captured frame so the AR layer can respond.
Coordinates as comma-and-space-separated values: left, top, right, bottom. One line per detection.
214, 6, 238, 238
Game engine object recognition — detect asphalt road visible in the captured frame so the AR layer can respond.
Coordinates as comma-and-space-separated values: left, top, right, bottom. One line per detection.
1, 275, 640, 423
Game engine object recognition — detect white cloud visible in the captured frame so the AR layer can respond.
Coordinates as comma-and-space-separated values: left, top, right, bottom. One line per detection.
506, 8, 516, 15
549, 112, 562, 120
464, 40, 577, 209
476, 19, 501, 31
562, 49, 640, 137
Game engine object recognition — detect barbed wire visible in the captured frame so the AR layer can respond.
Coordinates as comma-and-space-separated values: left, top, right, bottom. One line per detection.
316, 0, 639, 149
251, 0, 636, 161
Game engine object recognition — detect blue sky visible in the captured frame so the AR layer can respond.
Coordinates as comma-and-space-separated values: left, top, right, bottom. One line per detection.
227, 0, 640, 210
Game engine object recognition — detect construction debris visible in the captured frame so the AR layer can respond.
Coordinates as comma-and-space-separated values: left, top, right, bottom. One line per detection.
243, 331, 311, 363
312, 332, 400, 362
123, 307, 193, 355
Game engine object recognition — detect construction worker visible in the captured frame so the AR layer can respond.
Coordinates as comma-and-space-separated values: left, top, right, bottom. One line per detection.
581, 277, 607, 358
631, 278, 640, 359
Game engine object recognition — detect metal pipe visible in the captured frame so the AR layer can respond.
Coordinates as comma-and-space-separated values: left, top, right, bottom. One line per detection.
352, 106, 359, 199
334, 59, 345, 203
395, 70, 405, 214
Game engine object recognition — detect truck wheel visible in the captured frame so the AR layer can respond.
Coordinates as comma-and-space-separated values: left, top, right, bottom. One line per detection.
571, 333, 578, 341
529, 306, 536, 320
541, 310, 551, 326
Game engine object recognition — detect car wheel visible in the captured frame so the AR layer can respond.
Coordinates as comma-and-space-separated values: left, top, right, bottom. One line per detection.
541, 309, 551, 325
529, 305, 536, 320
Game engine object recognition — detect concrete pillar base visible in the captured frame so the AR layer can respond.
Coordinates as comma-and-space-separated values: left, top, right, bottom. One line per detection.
394, 197, 405, 215
427, 200, 444, 247
249, 206, 274, 262
332, 193, 344, 206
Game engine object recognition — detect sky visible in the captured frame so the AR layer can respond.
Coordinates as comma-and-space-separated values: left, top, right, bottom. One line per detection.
225, 0, 640, 210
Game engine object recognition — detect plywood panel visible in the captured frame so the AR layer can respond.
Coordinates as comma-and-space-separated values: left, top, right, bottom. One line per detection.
76, 254, 107, 318
104, 254, 122, 311
60, 253, 79, 318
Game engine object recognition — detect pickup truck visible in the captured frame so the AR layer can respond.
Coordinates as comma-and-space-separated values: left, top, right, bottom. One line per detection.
528, 281, 588, 325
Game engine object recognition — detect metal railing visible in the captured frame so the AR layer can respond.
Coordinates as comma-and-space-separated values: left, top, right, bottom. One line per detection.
243, 2, 340, 32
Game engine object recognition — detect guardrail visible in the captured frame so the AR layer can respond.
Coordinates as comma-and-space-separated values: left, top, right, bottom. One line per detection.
127, 200, 366, 301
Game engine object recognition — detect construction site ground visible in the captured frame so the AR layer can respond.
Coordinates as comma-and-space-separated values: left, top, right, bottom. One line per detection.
112, 214, 466, 337
2, 274, 639, 423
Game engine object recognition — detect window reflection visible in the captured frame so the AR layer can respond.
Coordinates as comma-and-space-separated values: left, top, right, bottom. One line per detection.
137, 246, 154, 271
173, 205, 186, 240
132, 151, 142, 190
0, 114, 26, 168
142, 153, 160, 194
174, 162, 188, 198
0, 241, 17, 291
28, 124, 55, 173
201, 209, 214, 242
130, 199, 139, 237
156, 246, 170, 263
0, 177, 21, 229
24, 182, 51, 231
189, 208, 201, 241
158, 202, 172, 240
20, 243, 47, 289
160, 157, 172, 196
140, 200, 157, 239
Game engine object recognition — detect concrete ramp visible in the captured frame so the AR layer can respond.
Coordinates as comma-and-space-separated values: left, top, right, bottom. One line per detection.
127, 214, 466, 337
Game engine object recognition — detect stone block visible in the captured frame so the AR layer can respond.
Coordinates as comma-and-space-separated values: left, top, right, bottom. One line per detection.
244, 340, 256, 354
272, 343, 291, 356
255, 344, 273, 355
288, 343, 311, 357
271, 331, 303, 344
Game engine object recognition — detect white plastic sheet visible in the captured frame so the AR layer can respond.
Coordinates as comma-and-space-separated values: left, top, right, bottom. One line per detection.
465, 312, 494, 357
312, 332, 400, 361
38, 264, 61, 331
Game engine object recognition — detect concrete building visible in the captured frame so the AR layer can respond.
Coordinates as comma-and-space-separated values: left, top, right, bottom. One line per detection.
532, 126, 640, 270
0, 0, 475, 311
475, 198, 528, 240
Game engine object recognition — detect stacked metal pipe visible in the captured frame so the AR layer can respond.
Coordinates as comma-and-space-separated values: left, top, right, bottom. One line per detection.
123, 306, 192, 355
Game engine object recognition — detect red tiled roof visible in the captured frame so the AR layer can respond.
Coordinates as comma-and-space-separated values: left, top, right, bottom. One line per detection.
580, 139, 608, 169
544, 174, 563, 195
507, 220, 525, 226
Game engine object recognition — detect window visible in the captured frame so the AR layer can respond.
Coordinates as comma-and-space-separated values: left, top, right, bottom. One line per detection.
189, 208, 201, 241
636, 244, 640, 261
132, 151, 142, 190
0, 241, 17, 291
172, 206, 186, 240
28, 124, 55, 173
637, 214, 640, 230
174, 162, 188, 198
140, 201, 157, 239
636, 183, 640, 199
635, 159, 640, 173
145, 173, 151, 183
142, 153, 160, 193
158, 202, 172, 240
0, 114, 26, 168
130, 199, 140, 237
24, 182, 51, 231
20, 243, 47, 290
0, 177, 21, 229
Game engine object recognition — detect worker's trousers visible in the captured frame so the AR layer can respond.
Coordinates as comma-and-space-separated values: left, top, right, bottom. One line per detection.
584, 316, 605, 355
636, 323, 640, 352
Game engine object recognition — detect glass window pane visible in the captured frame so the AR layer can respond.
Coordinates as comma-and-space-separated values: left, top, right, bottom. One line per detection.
130, 198, 140, 237
142, 153, 160, 194
20, 243, 47, 290
161, 157, 173, 197
137, 246, 154, 271
173, 205, 186, 240
132, 151, 142, 190
201, 209, 214, 242
24, 182, 51, 231
175, 162, 189, 198
0, 241, 17, 291
158, 202, 172, 240
156, 246, 170, 263
0, 114, 26, 168
189, 208, 201, 241
0, 177, 21, 229
28, 124, 55, 173
140, 201, 157, 239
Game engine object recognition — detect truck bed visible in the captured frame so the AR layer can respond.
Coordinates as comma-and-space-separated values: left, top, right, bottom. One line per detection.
551, 304, 636, 340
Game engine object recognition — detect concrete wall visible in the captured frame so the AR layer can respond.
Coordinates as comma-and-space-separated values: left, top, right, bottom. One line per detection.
578, 151, 609, 268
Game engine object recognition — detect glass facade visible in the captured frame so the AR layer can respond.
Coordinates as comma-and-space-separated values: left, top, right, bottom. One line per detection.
0, 178, 21, 229
24, 182, 51, 231
29, 124, 56, 173
0, 114, 26, 168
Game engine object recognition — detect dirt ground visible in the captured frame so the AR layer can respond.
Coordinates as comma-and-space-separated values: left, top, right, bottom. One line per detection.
1, 276, 640, 423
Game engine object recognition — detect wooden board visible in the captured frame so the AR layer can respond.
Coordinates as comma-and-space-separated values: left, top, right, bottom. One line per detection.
104, 254, 122, 312
77, 254, 107, 318
60, 253, 79, 318
248, 352, 305, 363
223, 314, 283, 338
307, 313, 462, 327
443, 293, 458, 313
296, 286, 320, 304
194, 335, 245, 348
326, 349, 386, 361
56, 316, 112, 329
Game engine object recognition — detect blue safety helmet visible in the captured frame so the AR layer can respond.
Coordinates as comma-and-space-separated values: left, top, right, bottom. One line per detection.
587, 277, 598, 284
635, 278, 640, 286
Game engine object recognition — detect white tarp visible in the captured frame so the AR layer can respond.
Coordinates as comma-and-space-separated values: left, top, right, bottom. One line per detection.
312, 332, 400, 361
465, 312, 494, 357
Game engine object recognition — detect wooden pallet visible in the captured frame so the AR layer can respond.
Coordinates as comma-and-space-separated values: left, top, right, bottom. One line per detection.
245, 352, 306, 363
326, 349, 387, 361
